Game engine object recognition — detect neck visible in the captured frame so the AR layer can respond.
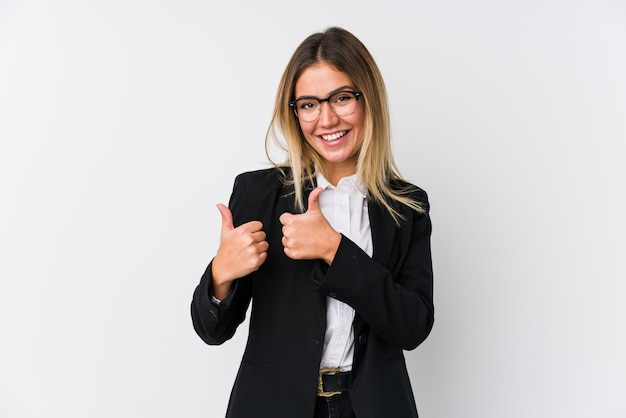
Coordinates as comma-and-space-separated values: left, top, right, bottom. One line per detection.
319, 163, 356, 187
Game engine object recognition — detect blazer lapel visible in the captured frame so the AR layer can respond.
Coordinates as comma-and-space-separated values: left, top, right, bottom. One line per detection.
368, 198, 397, 268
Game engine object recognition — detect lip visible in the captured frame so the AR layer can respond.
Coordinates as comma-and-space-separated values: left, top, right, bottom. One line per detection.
318, 129, 349, 144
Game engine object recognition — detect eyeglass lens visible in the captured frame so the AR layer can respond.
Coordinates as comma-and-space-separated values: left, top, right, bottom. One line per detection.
294, 91, 359, 122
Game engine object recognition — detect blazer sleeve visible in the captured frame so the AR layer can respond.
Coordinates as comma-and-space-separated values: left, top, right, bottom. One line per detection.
312, 189, 434, 351
190, 175, 253, 345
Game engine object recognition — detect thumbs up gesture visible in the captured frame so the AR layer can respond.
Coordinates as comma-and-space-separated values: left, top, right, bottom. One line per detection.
279, 187, 341, 264
212, 204, 269, 298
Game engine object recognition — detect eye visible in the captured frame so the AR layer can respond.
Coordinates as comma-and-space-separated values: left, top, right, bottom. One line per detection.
332, 92, 355, 105
297, 100, 319, 111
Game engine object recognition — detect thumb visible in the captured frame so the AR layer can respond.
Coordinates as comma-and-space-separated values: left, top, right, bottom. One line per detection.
306, 187, 323, 213
216, 203, 234, 232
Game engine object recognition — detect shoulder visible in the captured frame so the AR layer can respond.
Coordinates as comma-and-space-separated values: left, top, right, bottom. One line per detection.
227, 167, 293, 224
388, 178, 430, 213
233, 167, 287, 189
230, 167, 294, 205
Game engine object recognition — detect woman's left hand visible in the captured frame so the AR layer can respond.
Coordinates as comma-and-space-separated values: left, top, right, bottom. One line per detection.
279, 187, 341, 265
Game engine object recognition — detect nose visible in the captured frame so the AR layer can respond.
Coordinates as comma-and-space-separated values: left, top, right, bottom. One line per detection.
318, 101, 339, 126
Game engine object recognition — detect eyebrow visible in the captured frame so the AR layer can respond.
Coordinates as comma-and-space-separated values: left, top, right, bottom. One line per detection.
294, 85, 356, 101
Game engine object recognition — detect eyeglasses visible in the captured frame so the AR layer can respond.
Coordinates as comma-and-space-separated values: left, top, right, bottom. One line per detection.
289, 90, 363, 122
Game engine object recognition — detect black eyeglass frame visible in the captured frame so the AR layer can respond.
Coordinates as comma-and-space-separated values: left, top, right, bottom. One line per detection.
288, 90, 363, 120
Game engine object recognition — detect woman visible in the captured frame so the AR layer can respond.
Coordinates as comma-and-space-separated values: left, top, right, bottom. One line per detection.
191, 26, 434, 418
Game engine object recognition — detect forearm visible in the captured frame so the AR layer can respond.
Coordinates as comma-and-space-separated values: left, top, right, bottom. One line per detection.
191, 261, 251, 345
314, 232, 434, 350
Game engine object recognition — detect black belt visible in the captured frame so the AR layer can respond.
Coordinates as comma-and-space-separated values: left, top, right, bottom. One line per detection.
318, 368, 351, 397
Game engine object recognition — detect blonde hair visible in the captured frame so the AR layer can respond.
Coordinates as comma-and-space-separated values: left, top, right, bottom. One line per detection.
265, 27, 426, 223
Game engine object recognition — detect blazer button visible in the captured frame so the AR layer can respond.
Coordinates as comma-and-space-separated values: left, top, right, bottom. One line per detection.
358, 334, 367, 345
328, 292, 337, 298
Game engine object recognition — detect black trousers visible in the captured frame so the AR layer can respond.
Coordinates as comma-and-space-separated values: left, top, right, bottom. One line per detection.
314, 393, 356, 418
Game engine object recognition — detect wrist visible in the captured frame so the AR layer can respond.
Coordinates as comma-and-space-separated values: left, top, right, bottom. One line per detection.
211, 258, 232, 287
212, 281, 232, 301
323, 231, 342, 265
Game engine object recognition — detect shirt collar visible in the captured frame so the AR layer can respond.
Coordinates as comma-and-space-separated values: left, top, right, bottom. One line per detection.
315, 172, 367, 198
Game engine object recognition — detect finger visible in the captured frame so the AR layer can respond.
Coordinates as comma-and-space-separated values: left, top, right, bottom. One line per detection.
279, 212, 291, 226
307, 187, 323, 213
240, 220, 264, 233
216, 203, 234, 232
256, 240, 269, 253
251, 230, 267, 242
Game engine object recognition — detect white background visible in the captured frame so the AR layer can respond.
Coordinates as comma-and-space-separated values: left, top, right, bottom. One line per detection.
1, 0, 625, 417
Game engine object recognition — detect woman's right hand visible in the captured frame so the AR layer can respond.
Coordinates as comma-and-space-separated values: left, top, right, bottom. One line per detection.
211, 204, 269, 300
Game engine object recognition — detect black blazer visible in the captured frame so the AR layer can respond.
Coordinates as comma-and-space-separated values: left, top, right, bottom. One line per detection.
191, 168, 434, 418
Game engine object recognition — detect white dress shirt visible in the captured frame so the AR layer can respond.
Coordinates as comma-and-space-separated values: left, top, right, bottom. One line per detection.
316, 173, 372, 372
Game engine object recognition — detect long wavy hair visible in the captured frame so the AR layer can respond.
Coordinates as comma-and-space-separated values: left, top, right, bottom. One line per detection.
265, 27, 426, 223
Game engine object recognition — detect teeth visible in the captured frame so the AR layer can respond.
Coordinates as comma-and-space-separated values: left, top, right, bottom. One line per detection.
321, 131, 347, 141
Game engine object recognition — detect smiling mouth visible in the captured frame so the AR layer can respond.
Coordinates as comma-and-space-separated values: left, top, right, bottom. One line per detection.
321, 130, 348, 142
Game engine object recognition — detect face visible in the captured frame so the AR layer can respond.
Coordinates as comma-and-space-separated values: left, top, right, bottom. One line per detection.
294, 63, 365, 183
